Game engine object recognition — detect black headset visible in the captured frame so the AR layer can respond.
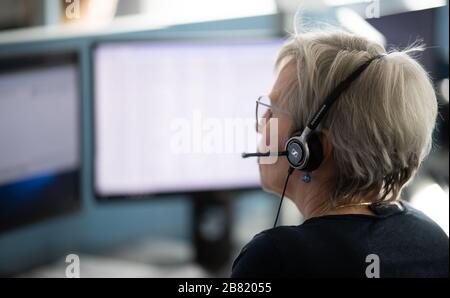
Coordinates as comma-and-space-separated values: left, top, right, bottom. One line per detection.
242, 54, 384, 227
284, 54, 384, 172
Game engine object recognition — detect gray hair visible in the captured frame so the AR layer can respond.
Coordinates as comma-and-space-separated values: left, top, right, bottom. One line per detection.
276, 30, 438, 206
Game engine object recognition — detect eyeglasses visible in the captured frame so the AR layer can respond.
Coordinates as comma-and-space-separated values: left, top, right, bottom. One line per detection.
256, 95, 290, 132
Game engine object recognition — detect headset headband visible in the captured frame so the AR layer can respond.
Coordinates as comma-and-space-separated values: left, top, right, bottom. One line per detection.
306, 54, 384, 133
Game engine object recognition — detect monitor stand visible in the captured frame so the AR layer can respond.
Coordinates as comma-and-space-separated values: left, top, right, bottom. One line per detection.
192, 192, 232, 274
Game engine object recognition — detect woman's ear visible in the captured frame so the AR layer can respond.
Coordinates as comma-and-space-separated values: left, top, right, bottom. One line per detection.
319, 130, 333, 162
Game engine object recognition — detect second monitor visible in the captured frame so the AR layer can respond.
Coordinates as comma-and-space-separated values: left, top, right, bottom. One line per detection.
94, 39, 283, 197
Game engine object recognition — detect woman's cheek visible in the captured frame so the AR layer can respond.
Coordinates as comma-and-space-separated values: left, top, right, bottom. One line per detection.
257, 120, 269, 152
257, 119, 280, 165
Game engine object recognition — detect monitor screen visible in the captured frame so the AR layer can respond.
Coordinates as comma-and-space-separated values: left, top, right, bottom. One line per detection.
0, 52, 80, 232
94, 39, 282, 197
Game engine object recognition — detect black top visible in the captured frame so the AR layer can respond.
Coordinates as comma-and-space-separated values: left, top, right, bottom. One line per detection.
231, 201, 449, 278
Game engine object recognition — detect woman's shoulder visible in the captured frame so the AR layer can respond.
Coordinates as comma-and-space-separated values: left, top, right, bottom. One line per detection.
234, 200, 447, 259
230, 225, 324, 278
231, 202, 449, 278
231, 229, 282, 278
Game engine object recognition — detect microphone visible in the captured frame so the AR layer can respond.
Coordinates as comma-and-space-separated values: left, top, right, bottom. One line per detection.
241, 151, 287, 158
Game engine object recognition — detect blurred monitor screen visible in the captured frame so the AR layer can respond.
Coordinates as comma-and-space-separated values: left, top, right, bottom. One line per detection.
0, 52, 80, 232
94, 39, 282, 197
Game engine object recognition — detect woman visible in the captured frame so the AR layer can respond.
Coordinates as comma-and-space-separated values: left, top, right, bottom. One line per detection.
232, 30, 449, 278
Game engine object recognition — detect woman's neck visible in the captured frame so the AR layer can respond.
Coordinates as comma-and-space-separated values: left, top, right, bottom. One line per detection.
320, 205, 376, 217
291, 177, 376, 220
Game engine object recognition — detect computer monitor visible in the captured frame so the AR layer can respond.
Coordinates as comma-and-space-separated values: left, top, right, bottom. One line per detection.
0, 52, 81, 232
94, 39, 283, 197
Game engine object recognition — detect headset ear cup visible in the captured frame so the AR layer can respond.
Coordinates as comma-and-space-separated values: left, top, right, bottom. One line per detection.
303, 133, 324, 172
